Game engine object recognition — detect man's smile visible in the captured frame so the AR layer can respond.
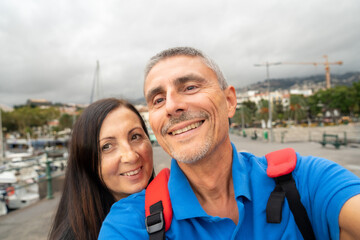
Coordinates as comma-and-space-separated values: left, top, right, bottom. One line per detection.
170, 120, 204, 136
161, 111, 210, 136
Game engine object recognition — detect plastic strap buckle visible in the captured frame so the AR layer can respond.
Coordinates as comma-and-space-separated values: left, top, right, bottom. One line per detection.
145, 211, 164, 234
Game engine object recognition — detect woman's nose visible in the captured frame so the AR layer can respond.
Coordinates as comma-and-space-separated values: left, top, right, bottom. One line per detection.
120, 148, 139, 163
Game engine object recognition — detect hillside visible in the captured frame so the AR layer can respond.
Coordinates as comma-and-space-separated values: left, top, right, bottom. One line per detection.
237, 72, 360, 93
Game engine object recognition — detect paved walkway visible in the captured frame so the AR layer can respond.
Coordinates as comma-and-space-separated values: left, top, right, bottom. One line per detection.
0, 175, 64, 240
0, 192, 60, 240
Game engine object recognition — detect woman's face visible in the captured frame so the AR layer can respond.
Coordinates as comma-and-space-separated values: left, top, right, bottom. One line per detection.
99, 106, 153, 201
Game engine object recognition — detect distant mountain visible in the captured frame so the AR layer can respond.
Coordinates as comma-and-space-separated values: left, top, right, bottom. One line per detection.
127, 97, 146, 105
237, 72, 360, 93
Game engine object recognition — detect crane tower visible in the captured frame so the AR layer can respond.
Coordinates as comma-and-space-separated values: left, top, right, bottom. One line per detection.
282, 55, 343, 89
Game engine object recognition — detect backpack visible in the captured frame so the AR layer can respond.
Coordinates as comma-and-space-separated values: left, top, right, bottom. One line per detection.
145, 148, 316, 240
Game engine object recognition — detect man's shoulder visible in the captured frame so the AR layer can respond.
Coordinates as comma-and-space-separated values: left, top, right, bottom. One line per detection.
107, 190, 146, 220
236, 150, 268, 171
235, 150, 342, 179
99, 190, 148, 239
237, 150, 332, 170
114, 189, 146, 209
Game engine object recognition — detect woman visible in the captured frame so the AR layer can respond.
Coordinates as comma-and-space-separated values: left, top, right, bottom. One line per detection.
49, 98, 154, 240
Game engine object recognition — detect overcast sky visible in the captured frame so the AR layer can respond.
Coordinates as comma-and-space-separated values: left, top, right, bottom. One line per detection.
1, 0, 359, 107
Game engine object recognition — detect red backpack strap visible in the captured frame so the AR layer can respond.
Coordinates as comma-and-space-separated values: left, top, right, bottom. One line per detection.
265, 148, 316, 240
265, 148, 296, 178
145, 168, 172, 239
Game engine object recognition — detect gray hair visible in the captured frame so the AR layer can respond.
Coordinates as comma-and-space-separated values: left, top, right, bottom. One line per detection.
144, 47, 228, 90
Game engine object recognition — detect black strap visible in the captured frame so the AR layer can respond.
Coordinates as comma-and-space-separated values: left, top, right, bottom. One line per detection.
267, 174, 316, 240
146, 201, 165, 240
266, 185, 285, 223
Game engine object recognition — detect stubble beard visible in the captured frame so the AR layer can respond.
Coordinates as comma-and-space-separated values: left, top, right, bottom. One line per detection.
161, 111, 212, 164
170, 135, 212, 164
170, 129, 212, 164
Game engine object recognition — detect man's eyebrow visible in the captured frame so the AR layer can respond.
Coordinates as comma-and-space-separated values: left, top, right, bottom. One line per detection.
174, 74, 206, 86
146, 86, 164, 103
145, 74, 206, 103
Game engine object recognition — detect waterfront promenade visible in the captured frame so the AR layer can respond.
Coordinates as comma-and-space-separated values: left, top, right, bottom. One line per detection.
0, 131, 359, 239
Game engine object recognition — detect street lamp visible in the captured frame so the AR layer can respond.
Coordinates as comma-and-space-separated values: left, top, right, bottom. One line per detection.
254, 62, 282, 142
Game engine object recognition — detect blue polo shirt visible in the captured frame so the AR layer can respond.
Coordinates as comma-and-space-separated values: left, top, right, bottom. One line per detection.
98, 143, 360, 239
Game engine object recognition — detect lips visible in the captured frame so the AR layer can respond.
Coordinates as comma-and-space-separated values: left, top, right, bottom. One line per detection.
161, 111, 209, 136
170, 121, 203, 135
120, 167, 142, 176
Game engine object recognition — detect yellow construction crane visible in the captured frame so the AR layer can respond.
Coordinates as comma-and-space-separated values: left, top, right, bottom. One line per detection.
282, 55, 343, 89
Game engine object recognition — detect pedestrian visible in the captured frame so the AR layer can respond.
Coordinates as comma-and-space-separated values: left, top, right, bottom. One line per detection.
99, 47, 360, 239
49, 98, 154, 240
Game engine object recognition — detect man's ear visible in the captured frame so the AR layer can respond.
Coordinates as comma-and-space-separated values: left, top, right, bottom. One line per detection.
225, 86, 237, 118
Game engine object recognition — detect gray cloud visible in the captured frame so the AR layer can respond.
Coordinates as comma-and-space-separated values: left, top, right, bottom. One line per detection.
1, 0, 359, 107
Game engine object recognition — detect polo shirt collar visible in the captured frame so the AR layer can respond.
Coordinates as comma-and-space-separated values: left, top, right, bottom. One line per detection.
168, 142, 251, 220
231, 142, 252, 201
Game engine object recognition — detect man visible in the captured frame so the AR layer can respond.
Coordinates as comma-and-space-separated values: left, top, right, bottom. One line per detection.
99, 47, 360, 239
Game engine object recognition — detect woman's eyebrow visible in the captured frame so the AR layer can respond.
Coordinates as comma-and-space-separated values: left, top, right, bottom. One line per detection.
129, 127, 143, 133
99, 136, 115, 142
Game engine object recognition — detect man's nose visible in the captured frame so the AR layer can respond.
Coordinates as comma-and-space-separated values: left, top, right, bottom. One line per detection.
165, 91, 188, 116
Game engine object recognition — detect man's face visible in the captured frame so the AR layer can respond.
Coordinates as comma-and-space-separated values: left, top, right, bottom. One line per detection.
144, 55, 236, 164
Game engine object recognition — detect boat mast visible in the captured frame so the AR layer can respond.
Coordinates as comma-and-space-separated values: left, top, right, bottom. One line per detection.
90, 60, 103, 104
0, 110, 4, 163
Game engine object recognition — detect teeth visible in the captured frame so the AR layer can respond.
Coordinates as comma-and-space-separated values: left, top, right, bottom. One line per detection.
122, 167, 141, 176
171, 121, 202, 135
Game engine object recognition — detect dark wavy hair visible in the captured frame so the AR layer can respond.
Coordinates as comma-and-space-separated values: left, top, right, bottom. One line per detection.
49, 98, 154, 240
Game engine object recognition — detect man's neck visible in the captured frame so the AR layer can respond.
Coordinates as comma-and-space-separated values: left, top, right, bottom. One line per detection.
177, 139, 239, 224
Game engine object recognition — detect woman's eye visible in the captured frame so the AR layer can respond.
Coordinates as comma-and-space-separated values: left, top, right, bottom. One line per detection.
131, 133, 142, 141
101, 143, 112, 152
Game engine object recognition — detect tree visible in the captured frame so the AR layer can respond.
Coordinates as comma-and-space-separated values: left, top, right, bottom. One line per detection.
352, 81, 360, 115
287, 94, 307, 124
59, 114, 74, 130
1, 110, 17, 133
328, 86, 355, 115
307, 93, 322, 119
307, 83, 360, 118
2, 106, 60, 136
243, 100, 257, 121
274, 100, 285, 121
257, 99, 269, 122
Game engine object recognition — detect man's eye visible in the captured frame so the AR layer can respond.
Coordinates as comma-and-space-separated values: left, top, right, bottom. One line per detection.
154, 97, 164, 105
185, 85, 197, 91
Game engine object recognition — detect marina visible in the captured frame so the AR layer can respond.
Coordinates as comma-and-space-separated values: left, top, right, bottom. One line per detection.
0, 137, 68, 217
